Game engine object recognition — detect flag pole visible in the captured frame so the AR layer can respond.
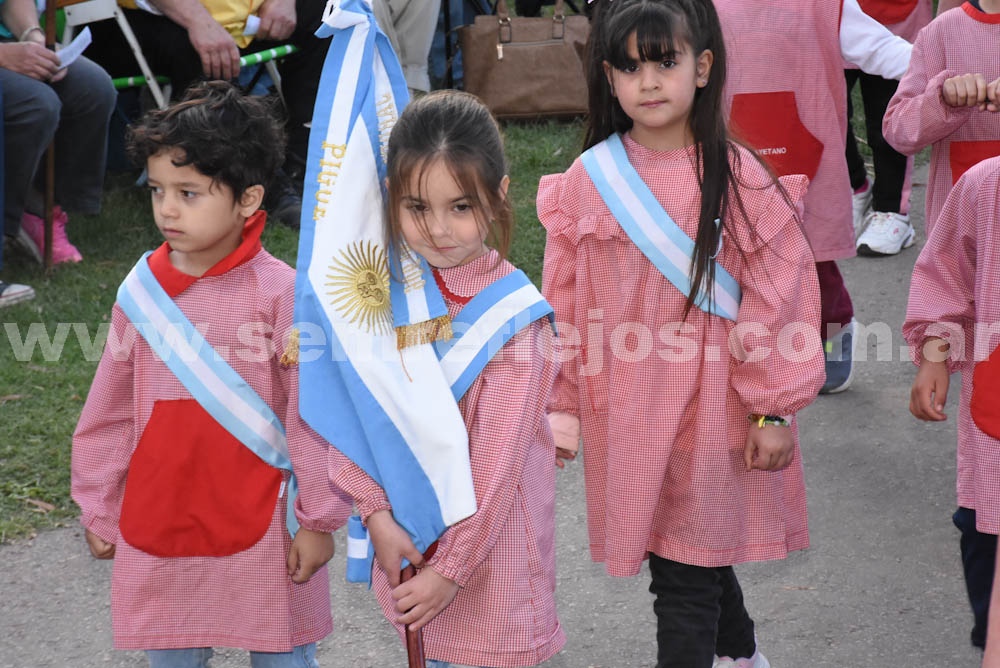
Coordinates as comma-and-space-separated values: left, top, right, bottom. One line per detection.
400, 564, 426, 668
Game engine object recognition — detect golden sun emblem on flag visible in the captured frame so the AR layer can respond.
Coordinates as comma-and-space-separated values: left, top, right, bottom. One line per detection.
325, 241, 392, 334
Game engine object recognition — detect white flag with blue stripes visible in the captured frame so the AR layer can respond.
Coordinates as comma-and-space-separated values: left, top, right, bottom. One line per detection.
294, 0, 475, 558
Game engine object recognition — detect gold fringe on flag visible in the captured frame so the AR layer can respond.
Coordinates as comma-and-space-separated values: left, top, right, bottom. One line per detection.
396, 314, 453, 350
280, 327, 300, 366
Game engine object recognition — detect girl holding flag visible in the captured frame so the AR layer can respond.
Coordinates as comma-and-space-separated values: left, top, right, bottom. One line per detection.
539, 0, 824, 666
328, 90, 565, 667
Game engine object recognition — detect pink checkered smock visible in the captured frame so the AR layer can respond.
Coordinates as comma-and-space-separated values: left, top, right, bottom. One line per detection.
903, 156, 1000, 535
538, 135, 825, 577
330, 250, 566, 667
72, 213, 353, 651
883, 2, 1000, 234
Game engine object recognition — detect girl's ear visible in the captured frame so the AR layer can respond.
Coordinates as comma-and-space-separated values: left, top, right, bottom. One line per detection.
603, 61, 616, 96
499, 174, 510, 200
696, 49, 714, 88
238, 184, 265, 216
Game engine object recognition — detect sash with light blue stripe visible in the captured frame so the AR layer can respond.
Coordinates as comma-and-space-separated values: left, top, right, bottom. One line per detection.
117, 253, 300, 536
434, 269, 554, 400
347, 270, 552, 584
581, 134, 742, 321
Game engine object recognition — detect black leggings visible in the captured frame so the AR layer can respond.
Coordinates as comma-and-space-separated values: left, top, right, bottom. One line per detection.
648, 554, 757, 668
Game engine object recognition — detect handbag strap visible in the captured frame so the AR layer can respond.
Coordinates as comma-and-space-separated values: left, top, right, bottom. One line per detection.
494, 0, 569, 19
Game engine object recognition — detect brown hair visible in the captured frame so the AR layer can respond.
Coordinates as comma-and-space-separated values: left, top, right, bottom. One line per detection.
384, 90, 513, 268
127, 80, 286, 200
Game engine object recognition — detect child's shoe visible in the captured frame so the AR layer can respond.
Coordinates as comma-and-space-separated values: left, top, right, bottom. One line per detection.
0, 280, 35, 308
713, 650, 772, 668
855, 210, 914, 256
21, 207, 83, 264
820, 318, 856, 395
852, 179, 872, 239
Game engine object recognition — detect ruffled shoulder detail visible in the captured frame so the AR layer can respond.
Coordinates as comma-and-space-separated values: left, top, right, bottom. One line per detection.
537, 157, 626, 243
726, 145, 810, 252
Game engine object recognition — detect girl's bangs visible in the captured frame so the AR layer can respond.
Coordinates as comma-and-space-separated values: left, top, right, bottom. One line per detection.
605, 5, 688, 68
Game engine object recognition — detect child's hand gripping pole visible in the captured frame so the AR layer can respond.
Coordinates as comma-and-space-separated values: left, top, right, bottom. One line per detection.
400, 541, 439, 668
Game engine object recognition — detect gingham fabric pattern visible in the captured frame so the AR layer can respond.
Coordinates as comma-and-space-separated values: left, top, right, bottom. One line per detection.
538, 136, 824, 577
72, 240, 352, 651
883, 3, 1000, 234
903, 156, 1000, 534
331, 250, 566, 667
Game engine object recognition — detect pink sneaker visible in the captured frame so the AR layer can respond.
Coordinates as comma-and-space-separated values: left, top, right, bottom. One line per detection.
21, 207, 82, 264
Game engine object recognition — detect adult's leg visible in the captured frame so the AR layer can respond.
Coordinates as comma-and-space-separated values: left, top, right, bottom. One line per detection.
84, 10, 203, 98
44, 57, 116, 216
858, 71, 909, 214
844, 69, 868, 191
954, 507, 998, 649
385, 0, 442, 92
649, 553, 731, 668
0, 66, 58, 236
262, 0, 333, 167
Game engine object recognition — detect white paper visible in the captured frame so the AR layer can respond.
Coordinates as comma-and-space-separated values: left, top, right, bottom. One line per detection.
243, 14, 260, 36
57, 27, 92, 70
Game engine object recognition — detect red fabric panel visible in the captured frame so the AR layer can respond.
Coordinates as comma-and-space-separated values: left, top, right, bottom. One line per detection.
858, 0, 919, 25
972, 344, 1000, 441
120, 398, 283, 557
950, 140, 1000, 185
730, 91, 824, 180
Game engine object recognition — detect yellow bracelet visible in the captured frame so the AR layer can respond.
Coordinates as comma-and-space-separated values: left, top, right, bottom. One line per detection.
747, 413, 790, 428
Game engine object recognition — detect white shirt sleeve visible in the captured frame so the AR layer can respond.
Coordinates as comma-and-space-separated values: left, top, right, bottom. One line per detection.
840, 0, 913, 79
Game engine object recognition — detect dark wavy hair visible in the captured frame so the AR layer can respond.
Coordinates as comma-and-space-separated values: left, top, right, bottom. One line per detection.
585, 0, 763, 319
126, 80, 287, 199
384, 90, 513, 266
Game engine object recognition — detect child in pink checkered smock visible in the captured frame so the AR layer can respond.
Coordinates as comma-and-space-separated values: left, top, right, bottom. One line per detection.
329, 91, 565, 668
538, 1, 825, 666
883, 0, 1000, 237
71, 83, 353, 668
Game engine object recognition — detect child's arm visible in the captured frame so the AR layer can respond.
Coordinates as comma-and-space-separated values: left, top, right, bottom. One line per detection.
539, 172, 583, 466
328, 449, 425, 587
729, 175, 825, 427
903, 162, 984, 414
909, 337, 951, 422
883, 22, 978, 155
840, 0, 912, 80
286, 528, 335, 583
71, 306, 137, 555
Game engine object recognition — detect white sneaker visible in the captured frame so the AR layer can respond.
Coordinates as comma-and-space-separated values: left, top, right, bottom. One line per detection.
852, 182, 872, 239
0, 280, 35, 308
713, 650, 771, 668
856, 211, 915, 256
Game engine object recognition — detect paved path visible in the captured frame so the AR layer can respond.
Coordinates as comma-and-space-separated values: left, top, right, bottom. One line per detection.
0, 164, 984, 667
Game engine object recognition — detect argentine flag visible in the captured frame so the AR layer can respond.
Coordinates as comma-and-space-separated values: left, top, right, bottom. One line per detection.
295, 0, 476, 559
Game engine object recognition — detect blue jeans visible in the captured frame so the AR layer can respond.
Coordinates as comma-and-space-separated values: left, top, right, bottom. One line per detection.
426, 661, 487, 668
146, 644, 318, 668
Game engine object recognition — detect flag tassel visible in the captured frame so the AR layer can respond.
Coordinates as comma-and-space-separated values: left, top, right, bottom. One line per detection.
396, 314, 453, 350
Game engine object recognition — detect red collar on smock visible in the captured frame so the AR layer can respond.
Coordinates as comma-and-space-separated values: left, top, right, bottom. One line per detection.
146, 210, 267, 298
963, 2, 1000, 23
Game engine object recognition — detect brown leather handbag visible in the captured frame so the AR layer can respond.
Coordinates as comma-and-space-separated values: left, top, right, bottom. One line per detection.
457, 0, 590, 120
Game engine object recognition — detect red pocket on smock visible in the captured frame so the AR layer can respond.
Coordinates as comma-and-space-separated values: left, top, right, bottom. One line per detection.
950, 141, 1000, 185
119, 398, 283, 557
730, 91, 824, 180
972, 344, 1000, 441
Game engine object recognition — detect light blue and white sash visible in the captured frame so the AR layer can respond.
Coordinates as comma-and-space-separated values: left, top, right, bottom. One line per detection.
297, 0, 475, 584
117, 253, 300, 536
435, 270, 554, 401
581, 134, 742, 321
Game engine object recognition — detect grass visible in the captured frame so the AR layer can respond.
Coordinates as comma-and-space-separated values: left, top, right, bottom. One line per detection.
0, 120, 583, 542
